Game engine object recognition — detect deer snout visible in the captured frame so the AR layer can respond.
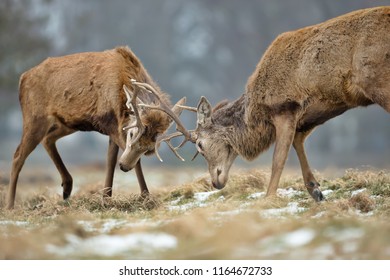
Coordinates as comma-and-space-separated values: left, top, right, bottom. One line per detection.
210, 167, 228, 190
118, 150, 142, 172
119, 162, 132, 172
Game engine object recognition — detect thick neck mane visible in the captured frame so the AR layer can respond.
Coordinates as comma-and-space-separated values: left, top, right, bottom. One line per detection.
212, 94, 276, 161
116, 46, 171, 134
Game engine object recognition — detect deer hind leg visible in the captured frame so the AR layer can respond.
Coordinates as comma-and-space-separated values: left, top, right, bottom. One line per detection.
7, 119, 48, 209
293, 129, 324, 202
266, 115, 297, 197
42, 124, 75, 200
103, 138, 119, 197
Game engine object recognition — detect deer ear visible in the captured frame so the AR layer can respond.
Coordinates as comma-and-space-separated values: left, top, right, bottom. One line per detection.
197, 96, 212, 126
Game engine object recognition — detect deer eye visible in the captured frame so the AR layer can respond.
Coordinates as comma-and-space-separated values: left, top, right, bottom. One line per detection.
124, 110, 134, 118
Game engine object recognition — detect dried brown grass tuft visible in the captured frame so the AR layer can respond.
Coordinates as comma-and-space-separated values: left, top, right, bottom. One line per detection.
341, 169, 390, 195
1, 168, 390, 259
349, 192, 375, 213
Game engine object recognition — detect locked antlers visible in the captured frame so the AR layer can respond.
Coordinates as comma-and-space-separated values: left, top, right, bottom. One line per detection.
123, 79, 195, 162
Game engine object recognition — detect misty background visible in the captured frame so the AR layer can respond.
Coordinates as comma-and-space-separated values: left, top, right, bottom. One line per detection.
1, 0, 390, 178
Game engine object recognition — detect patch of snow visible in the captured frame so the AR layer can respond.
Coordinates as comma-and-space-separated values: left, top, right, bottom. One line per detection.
167, 202, 198, 212
46, 232, 177, 257
312, 243, 335, 258
170, 197, 181, 205
277, 188, 304, 198
100, 220, 127, 233
167, 190, 222, 212
248, 192, 265, 199
256, 228, 315, 257
77, 219, 126, 233
77, 220, 95, 232
260, 202, 306, 218
355, 210, 374, 217
311, 211, 326, 219
78, 219, 164, 233
351, 188, 367, 197
0, 220, 29, 227
194, 190, 220, 201
322, 189, 333, 196
282, 228, 316, 247
216, 209, 247, 217
324, 227, 365, 242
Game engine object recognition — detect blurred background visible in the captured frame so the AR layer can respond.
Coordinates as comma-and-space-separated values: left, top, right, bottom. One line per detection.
1, 0, 390, 179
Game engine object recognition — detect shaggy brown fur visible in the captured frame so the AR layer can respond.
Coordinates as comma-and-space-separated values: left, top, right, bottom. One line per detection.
7, 46, 174, 209
194, 7, 390, 202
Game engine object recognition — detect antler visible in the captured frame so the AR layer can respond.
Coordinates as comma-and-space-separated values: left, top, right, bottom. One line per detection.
131, 79, 192, 139
122, 84, 145, 147
130, 79, 196, 162
155, 131, 185, 162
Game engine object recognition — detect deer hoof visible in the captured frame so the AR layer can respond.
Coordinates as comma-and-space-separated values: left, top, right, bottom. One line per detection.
311, 188, 325, 202
61, 180, 73, 200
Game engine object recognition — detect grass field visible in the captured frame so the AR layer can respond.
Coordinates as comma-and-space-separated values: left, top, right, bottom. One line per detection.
1, 166, 390, 259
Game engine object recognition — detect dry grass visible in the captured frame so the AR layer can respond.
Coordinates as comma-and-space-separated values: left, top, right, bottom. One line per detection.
1, 167, 390, 259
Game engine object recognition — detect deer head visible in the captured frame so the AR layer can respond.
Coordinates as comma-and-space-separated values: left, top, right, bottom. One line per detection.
165, 96, 239, 190
192, 97, 238, 189
118, 80, 190, 172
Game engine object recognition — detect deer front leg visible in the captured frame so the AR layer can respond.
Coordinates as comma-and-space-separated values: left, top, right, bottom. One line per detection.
293, 130, 324, 202
135, 158, 149, 195
266, 115, 297, 197
103, 138, 119, 197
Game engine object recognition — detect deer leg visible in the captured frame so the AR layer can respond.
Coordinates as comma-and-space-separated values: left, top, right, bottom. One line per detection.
42, 128, 74, 200
135, 159, 149, 195
266, 115, 297, 197
103, 138, 119, 197
7, 123, 47, 209
293, 130, 324, 202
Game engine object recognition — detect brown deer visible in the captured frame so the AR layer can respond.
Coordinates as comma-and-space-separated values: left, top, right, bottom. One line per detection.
175, 6, 390, 202
6, 46, 189, 209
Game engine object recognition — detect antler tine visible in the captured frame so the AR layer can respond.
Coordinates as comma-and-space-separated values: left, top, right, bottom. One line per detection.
130, 79, 196, 162
155, 131, 186, 162
123, 84, 145, 146
131, 80, 192, 141
177, 105, 197, 112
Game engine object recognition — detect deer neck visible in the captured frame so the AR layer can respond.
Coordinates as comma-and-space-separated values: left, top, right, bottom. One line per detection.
212, 94, 276, 161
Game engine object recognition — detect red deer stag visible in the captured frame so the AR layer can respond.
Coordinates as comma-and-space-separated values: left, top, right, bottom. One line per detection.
6, 46, 189, 209
176, 6, 390, 202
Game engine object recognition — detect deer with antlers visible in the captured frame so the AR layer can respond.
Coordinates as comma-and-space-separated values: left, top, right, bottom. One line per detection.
173, 6, 390, 202
6, 46, 188, 209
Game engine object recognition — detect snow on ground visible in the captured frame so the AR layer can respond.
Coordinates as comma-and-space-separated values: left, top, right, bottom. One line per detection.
167, 190, 223, 211
351, 188, 367, 197
77, 219, 167, 234
3, 183, 382, 259
77, 219, 128, 233
260, 202, 306, 218
46, 232, 177, 258
322, 189, 333, 196
0, 220, 29, 227
277, 188, 305, 198
282, 228, 316, 247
